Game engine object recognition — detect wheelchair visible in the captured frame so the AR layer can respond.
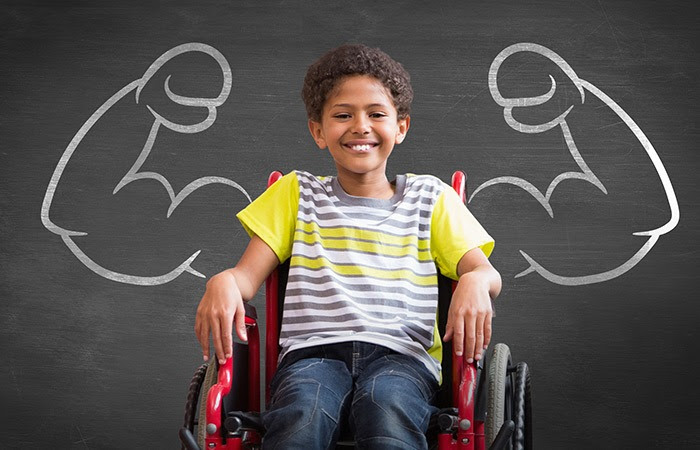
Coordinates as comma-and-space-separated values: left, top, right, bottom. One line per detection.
180, 171, 533, 450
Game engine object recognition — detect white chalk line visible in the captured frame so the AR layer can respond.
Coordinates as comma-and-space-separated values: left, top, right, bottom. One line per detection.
471, 42, 679, 285
41, 43, 251, 286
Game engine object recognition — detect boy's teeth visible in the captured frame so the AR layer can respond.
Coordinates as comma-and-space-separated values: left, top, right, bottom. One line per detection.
350, 144, 371, 151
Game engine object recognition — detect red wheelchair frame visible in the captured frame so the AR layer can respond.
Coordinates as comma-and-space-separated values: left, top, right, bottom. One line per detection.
180, 171, 531, 450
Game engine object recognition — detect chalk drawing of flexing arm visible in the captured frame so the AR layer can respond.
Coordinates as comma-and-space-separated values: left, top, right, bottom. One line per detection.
471, 42, 680, 285
41, 43, 251, 286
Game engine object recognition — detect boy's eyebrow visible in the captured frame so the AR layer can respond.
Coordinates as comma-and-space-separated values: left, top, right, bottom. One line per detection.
330, 102, 390, 109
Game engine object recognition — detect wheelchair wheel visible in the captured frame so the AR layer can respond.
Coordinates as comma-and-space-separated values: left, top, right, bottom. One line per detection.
183, 363, 208, 450
512, 362, 532, 450
182, 359, 220, 449
485, 343, 513, 449
195, 359, 220, 447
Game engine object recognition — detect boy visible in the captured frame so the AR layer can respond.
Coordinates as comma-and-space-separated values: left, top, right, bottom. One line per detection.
195, 44, 501, 449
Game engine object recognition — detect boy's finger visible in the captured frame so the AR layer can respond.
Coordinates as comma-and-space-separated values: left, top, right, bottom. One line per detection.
221, 320, 233, 361
443, 328, 452, 342
234, 304, 248, 344
197, 322, 210, 361
452, 317, 465, 356
464, 314, 477, 363
474, 318, 485, 361
483, 311, 493, 350
443, 319, 453, 342
210, 319, 225, 364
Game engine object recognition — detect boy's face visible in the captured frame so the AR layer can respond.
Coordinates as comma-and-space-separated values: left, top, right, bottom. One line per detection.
308, 75, 409, 183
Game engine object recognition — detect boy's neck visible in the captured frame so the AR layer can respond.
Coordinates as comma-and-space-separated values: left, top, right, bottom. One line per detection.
335, 173, 395, 199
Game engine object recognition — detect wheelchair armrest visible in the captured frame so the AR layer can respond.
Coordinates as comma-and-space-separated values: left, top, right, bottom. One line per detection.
205, 357, 233, 444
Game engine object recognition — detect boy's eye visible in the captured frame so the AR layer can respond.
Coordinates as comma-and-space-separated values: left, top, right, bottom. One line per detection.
332, 112, 387, 120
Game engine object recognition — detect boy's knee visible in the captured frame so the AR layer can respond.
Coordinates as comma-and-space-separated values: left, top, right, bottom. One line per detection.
263, 378, 346, 434
354, 374, 425, 423
263, 357, 353, 448
363, 358, 437, 405
351, 359, 438, 443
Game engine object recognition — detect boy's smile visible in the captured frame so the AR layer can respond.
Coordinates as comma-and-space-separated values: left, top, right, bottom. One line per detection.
308, 74, 410, 198
343, 139, 377, 154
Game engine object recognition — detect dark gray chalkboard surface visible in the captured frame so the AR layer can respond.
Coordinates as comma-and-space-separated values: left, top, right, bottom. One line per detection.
2, 1, 699, 448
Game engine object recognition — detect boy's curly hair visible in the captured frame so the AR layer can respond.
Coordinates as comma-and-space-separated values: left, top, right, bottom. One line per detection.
302, 44, 413, 122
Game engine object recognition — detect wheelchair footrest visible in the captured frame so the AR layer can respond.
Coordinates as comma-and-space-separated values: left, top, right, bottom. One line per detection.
430, 407, 459, 432
225, 411, 264, 435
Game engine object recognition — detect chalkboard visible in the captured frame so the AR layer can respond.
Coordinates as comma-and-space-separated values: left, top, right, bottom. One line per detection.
2, 1, 699, 448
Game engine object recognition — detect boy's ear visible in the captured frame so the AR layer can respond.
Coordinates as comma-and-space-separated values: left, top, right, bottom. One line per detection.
308, 119, 327, 149
395, 116, 411, 144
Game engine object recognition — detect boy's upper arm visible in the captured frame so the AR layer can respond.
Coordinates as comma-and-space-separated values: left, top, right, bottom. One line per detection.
236, 171, 299, 263
233, 234, 281, 300
431, 187, 494, 280
456, 246, 492, 278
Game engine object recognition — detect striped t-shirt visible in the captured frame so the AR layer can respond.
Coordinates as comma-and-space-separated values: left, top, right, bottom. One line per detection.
237, 170, 494, 381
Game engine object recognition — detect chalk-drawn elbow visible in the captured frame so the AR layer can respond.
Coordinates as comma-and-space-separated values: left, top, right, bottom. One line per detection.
516, 234, 659, 285
63, 236, 205, 285
470, 176, 554, 218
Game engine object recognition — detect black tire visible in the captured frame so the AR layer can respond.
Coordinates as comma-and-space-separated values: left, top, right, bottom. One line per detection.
512, 362, 532, 450
182, 363, 208, 450
485, 343, 513, 449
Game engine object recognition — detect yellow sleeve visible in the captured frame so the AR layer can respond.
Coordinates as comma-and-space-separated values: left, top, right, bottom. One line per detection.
236, 171, 299, 263
430, 187, 495, 280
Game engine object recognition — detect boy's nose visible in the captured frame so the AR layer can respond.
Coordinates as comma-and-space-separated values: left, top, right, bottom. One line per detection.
350, 116, 371, 134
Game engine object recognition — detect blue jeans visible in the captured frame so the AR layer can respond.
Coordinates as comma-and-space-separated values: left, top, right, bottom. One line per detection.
261, 342, 439, 450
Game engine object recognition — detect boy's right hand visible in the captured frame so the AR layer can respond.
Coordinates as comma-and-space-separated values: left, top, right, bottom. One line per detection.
195, 270, 248, 364
193, 235, 280, 364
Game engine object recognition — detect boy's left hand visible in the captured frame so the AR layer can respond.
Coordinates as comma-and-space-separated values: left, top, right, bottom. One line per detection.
443, 271, 493, 363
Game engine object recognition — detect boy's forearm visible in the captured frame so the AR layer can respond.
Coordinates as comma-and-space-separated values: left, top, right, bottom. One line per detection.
210, 234, 280, 302
213, 267, 257, 302
458, 264, 502, 300
455, 247, 502, 300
